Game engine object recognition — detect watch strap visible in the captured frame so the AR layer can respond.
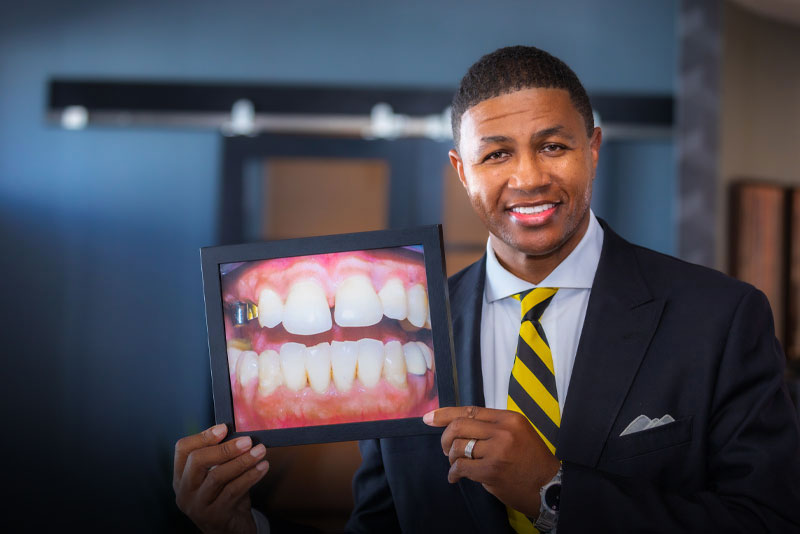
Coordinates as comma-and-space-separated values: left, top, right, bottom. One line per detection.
533, 465, 563, 532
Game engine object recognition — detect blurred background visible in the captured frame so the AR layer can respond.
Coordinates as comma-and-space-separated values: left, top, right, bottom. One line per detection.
2, 0, 799, 531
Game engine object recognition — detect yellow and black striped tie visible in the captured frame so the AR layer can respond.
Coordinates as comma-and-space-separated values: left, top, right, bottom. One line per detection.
507, 287, 559, 534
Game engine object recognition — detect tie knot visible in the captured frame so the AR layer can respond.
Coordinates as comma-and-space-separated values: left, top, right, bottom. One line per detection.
513, 287, 558, 322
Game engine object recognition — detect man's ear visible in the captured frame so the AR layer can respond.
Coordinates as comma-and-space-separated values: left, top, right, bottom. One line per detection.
448, 149, 468, 190
589, 127, 602, 171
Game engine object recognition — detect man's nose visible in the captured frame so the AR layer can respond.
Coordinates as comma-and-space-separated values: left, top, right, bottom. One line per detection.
508, 152, 549, 190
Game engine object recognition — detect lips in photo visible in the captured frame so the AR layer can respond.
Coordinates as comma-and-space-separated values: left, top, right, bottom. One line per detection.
221, 247, 439, 431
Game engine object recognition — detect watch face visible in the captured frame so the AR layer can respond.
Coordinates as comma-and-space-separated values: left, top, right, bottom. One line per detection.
544, 483, 561, 511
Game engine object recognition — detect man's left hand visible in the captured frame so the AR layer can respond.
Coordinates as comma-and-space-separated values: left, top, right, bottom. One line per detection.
423, 406, 560, 517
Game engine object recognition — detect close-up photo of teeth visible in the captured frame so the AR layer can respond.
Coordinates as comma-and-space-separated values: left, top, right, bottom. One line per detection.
220, 246, 439, 431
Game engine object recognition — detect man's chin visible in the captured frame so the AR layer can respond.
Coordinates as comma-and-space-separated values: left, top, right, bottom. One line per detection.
491, 231, 564, 259
519, 243, 565, 260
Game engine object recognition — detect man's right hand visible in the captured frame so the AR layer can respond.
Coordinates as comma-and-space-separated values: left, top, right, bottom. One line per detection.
173, 424, 269, 534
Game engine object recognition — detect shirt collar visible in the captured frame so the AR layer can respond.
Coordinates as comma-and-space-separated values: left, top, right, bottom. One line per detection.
484, 210, 604, 303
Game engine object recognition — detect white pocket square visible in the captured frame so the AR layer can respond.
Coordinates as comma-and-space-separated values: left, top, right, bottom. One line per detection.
620, 414, 675, 436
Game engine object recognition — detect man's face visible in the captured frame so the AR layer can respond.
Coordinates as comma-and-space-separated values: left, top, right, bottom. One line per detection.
449, 88, 601, 264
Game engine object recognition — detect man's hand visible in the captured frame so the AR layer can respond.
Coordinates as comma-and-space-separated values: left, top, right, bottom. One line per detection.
423, 406, 560, 517
173, 424, 269, 534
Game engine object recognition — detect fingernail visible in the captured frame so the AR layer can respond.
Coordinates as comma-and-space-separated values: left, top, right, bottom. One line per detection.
250, 444, 266, 457
423, 411, 434, 425
211, 424, 226, 438
256, 461, 269, 472
236, 437, 252, 450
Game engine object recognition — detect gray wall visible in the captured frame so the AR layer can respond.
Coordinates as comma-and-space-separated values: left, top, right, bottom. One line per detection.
718, 1, 800, 266
0, 1, 677, 530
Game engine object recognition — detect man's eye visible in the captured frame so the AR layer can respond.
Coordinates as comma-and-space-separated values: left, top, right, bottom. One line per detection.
484, 151, 509, 161
542, 144, 564, 153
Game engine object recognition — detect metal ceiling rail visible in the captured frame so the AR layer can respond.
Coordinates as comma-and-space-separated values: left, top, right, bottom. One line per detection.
46, 80, 674, 141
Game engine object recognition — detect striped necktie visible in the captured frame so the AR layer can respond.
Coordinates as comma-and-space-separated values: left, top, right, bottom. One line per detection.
506, 287, 559, 534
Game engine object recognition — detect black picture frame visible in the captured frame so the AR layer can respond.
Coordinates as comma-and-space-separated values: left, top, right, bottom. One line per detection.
200, 225, 458, 446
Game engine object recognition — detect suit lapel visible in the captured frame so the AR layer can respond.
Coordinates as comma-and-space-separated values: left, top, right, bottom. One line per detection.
448, 257, 514, 533
558, 223, 664, 467
449, 256, 487, 408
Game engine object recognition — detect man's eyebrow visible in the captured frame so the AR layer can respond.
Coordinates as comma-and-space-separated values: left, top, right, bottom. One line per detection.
472, 135, 513, 158
476, 127, 576, 150
533, 125, 574, 142
478, 135, 512, 146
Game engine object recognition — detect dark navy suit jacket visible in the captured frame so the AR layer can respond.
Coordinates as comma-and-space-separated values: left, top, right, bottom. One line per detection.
345, 223, 800, 533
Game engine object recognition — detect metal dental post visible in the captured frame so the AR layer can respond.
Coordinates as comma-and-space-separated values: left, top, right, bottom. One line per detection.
232, 301, 259, 326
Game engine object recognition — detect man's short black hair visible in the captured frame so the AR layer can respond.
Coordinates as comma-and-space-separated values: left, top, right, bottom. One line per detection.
451, 45, 594, 148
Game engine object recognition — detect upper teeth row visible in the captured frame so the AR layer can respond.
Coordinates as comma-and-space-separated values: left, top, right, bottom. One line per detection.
229, 339, 433, 395
256, 276, 430, 335
511, 203, 555, 214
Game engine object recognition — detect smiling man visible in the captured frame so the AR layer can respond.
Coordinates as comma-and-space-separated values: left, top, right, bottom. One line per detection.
450, 84, 600, 283
173, 46, 800, 533
347, 46, 800, 533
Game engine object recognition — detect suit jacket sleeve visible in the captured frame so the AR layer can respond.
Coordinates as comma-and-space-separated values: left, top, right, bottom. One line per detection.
559, 288, 800, 532
345, 439, 403, 534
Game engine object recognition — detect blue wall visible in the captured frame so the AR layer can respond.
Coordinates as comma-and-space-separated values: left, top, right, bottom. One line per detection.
0, 1, 676, 530
595, 139, 677, 254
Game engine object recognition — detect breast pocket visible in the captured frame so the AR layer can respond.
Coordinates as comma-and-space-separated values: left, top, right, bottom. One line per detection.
603, 415, 693, 462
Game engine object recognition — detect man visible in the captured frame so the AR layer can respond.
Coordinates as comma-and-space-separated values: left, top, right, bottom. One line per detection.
174, 46, 800, 533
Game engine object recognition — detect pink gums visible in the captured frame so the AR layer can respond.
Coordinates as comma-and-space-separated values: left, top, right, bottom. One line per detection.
232, 371, 438, 430
223, 249, 427, 305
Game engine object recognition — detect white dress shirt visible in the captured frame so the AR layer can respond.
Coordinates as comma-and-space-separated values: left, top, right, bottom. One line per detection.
480, 211, 604, 412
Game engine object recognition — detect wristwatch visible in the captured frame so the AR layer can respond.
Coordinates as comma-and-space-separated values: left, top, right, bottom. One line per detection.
533, 465, 562, 532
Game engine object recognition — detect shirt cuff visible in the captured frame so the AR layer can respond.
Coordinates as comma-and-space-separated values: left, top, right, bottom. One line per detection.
251, 508, 271, 534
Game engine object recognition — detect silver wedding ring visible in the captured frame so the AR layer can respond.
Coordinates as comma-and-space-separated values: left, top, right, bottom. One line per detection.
464, 438, 477, 459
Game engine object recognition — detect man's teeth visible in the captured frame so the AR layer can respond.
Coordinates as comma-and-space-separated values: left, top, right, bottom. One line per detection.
234, 339, 434, 393
511, 203, 556, 214
257, 349, 282, 396
407, 284, 428, 328
357, 338, 384, 388
227, 347, 242, 374
280, 342, 309, 391
236, 350, 259, 387
402, 341, 427, 375
378, 278, 407, 320
402, 341, 432, 375
334, 275, 383, 327
416, 341, 433, 370
252, 277, 431, 333
383, 340, 407, 389
257, 288, 283, 328
282, 280, 332, 335
330, 341, 358, 391
306, 342, 332, 393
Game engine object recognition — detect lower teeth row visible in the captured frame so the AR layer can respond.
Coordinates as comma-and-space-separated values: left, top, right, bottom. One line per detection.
228, 339, 433, 395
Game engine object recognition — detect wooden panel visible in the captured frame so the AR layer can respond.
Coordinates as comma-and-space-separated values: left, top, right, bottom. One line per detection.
263, 158, 388, 239
445, 247, 485, 277
254, 441, 362, 531
788, 189, 800, 361
442, 163, 486, 275
256, 158, 387, 530
729, 182, 787, 350
442, 164, 487, 246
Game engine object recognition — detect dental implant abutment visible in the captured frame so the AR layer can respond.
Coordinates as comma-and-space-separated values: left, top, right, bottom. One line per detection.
232, 301, 259, 326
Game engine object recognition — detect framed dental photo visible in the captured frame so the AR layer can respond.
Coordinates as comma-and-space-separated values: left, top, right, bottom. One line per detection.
200, 225, 458, 447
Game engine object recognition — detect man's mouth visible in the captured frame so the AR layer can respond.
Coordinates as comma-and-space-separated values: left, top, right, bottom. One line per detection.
508, 202, 560, 224
221, 249, 439, 431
